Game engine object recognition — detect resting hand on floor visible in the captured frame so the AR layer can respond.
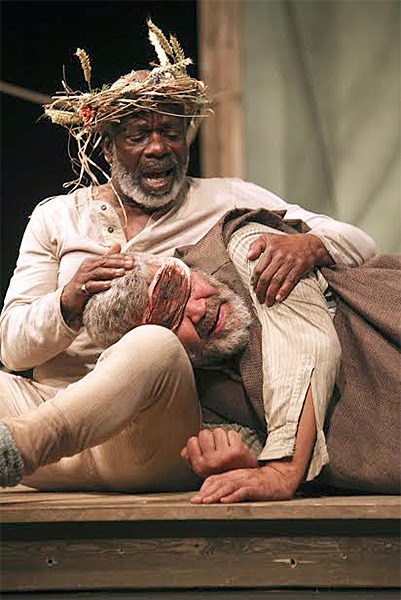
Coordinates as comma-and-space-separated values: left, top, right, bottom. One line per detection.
189, 462, 300, 504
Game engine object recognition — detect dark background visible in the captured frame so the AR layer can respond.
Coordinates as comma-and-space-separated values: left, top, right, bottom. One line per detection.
1, 0, 199, 300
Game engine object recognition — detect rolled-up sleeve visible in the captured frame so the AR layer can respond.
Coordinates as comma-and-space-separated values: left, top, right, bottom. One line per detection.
228, 224, 342, 480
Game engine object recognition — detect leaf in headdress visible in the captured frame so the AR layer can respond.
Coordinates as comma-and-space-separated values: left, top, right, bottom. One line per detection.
45, 108, 82, 127
148, 30, 170, 67
147, 19, 174, 65
169, 35, 186, 62
75, 48, 92, 91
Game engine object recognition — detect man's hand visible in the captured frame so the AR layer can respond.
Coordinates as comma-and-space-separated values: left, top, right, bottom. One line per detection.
191, 386, 318, 503
190, 463, 299, 504
61, 243, 134, 328
180, 428, 258, 478
247, 233, 333, 306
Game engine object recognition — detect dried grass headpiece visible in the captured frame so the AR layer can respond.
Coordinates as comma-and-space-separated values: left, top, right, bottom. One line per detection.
44, 19, 211, 188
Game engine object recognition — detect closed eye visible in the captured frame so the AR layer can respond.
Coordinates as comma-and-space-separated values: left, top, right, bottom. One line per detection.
126, 133, 147, 143
162, 130, 182, 140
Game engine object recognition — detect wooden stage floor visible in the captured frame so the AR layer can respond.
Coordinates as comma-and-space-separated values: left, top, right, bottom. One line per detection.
1, 486, 400, 593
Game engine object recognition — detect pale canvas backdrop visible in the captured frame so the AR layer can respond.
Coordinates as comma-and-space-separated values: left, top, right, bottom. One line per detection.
242, 0, 400, 253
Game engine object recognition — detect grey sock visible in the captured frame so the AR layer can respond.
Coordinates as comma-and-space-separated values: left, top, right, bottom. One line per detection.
0, 422, 24, 487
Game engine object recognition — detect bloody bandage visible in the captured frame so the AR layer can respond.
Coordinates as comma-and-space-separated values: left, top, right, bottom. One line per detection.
142, 258, 191, 332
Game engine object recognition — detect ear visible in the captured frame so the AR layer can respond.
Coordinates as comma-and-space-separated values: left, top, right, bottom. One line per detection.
186, 117, 200, 145
102, 136, 113, 165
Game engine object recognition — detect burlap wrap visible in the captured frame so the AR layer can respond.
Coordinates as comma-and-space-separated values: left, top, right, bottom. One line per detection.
321, 256, 401, 492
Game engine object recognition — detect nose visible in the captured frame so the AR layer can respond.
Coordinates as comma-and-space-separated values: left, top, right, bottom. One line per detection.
184, 297, 207, 325
144, 132, 169, 158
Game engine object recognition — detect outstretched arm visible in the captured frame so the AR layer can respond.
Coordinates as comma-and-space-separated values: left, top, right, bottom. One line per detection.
183, 223, 341, 503
189, 385, 316, 503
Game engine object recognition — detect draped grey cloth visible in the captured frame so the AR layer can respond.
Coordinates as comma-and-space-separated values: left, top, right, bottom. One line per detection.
321, 256, 401, 492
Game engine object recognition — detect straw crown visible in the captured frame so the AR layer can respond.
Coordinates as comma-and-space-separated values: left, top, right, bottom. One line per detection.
44, 19, 211, 187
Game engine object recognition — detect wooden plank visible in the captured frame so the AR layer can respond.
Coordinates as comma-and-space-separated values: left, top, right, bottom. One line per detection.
2, 530, 400, 591
1, 489, 400, 523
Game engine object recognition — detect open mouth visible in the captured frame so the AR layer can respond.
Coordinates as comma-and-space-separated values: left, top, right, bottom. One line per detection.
144, 167, 174, 179
142, 167, 175, 192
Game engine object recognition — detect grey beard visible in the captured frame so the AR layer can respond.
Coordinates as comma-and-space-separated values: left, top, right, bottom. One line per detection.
110, 148, 189, 211
188, 273, 253, 367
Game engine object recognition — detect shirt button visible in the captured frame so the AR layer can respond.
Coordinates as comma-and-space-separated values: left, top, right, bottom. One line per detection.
108, 226, 114, 233
101, 204, 107, 211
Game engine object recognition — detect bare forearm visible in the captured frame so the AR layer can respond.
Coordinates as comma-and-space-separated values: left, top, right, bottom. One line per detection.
260, 386, 317, 496
190, 388, 318, 504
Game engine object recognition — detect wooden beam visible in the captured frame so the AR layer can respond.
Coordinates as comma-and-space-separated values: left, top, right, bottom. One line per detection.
2, 520, 400, 590
2, 489, 400, 523
1, 490, 400, 591
197, 0, 245, 178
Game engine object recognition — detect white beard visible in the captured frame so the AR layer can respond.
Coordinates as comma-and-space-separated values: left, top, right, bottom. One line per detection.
110, 147, 189, 211
188, 273, 253, 367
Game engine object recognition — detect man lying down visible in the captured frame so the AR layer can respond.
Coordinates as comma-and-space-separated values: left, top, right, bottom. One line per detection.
2, 210, 399, 501
83, 215, 341, 503
84, 209, 401, 501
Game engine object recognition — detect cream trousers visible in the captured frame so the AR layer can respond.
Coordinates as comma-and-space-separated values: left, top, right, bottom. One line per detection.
0, 325, 202, 491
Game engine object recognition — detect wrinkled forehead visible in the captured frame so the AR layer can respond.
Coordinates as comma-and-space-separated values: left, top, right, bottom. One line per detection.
128, 105, 187, 124
106, 108, 188, 139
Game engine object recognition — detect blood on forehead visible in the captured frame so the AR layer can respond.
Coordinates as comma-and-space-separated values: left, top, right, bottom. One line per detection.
141, 261, 191, 332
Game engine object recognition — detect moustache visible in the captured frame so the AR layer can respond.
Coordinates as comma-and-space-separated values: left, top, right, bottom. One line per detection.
140, 156, 178, 174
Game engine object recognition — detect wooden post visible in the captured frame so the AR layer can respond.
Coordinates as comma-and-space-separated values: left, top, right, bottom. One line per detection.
197, 0, 245, 178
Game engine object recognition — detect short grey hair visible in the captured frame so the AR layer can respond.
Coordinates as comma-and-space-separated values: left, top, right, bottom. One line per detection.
83, 254, 163, 349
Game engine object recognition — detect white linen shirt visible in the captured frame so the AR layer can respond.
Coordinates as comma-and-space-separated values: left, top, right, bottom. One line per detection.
228, 223, 342, 480
0, 177, 375, 389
